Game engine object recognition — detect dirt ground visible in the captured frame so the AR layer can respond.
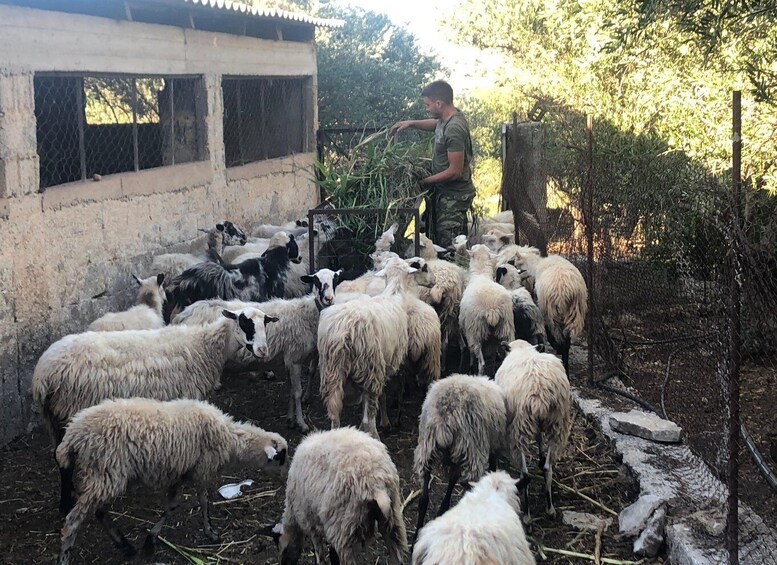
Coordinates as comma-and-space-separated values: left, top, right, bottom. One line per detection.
0, 352, 655, 565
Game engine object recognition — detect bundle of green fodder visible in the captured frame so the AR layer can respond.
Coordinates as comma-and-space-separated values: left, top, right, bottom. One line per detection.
314, 129, 431, 274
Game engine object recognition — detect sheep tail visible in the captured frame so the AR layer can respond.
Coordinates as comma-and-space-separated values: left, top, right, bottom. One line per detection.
370, 488, 408, 564
564, 290, 587, 342
485, 306, 501, 328
430, 285, 444, 304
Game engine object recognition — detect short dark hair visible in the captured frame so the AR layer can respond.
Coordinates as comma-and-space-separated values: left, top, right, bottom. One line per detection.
422, 80, 453, 105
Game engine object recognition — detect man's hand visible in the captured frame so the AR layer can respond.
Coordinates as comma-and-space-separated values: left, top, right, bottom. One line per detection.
390, 120, 413, 134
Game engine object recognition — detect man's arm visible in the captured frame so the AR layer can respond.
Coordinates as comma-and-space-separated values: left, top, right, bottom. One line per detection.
420, 151, 464, 186
390, 119, 438, 133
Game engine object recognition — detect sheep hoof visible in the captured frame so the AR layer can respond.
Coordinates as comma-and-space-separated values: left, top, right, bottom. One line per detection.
297, 421, 310, 434
206, 528, 222, 542
545, 506, 556, 518
142, 534, 157, 555
120, 541, 137, 558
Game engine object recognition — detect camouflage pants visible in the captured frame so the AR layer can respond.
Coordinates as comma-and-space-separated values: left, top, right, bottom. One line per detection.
427, 189, 475, 247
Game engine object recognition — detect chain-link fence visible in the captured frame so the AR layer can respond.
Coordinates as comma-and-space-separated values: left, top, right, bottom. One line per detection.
502, 93, 777, 562
34, 74, 207, 189
222, 76, 309, 167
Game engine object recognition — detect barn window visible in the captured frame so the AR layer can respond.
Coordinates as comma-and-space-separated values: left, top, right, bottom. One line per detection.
222, 76, 308, 167
34, 74, 207, 190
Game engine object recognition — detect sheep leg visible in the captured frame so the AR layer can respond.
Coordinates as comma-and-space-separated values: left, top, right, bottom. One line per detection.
413, 469, 432, 545
378, 392, 391, 431
95, 507, 136, 557
474, 345, 486, 376
143, 483, 181, 554
359, 393, 381, 440
458, 333, 469, 373
333, 545, 355, 564
544, 446, 556, 517
437, 466, 460, 516
286, 363, 309, 433
328, 545, 341, 565
58, 499, 93, 565
302, 357, 317, 404
197, 488, 221, 542
520, 451, 532, 524
561, 336, 571, 375
308, 532, 326, 564
488, 452, 498, 472
58, 465, 75, 516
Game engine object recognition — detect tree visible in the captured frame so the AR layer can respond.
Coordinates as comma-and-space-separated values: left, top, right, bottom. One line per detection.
314, 5, 443, 129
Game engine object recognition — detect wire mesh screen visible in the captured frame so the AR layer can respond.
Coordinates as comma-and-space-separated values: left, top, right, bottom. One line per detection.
222, 77, 308, 167
502, 107, 777, 561
34, 74, 206, 189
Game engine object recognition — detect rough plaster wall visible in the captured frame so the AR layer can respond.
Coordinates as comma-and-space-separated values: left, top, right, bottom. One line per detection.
0, 46, 318, 445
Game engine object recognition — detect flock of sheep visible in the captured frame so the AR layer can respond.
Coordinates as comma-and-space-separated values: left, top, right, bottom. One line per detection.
30, 209, 589, 565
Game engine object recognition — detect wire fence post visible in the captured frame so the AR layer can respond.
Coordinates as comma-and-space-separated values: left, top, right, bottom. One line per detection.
727, 89, 742, 565
585, 114, 595, 385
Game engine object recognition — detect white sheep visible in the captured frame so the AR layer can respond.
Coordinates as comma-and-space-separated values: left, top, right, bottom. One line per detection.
412, 471, 534, 565
512, 246, 587, 373
87, 274, 166, 332
55, 397, 288, 565
273, 427, 407, 564
496, 264, 546, 349
458, 244, 515, 375
171, 268, 343, 433
495, 339, 571, 519
412, 374, 507, 539
318, 257, 416, 439
31, 306, 276, 513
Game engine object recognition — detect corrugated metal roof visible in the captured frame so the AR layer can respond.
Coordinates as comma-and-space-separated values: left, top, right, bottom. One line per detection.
184, 0, 344, 28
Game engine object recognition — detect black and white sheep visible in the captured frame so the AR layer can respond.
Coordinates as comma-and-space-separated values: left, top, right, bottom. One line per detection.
273, 427, 407, 564
412, 374, 507, 540
496, 263, 546, 349
55, 397, 287, 565
495, 339, 571, 519
31, 306, 277, 513
412, 471, 534, 565
164, 233, 298, 322
171, 268, 343, 432
87, 274, 166, 332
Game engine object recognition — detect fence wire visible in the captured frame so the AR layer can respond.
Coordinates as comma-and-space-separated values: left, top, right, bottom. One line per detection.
502, 101, 777, 561
34, 74, 206, 189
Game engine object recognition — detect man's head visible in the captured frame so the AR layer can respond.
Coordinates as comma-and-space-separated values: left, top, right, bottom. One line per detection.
422, 80, 454, 119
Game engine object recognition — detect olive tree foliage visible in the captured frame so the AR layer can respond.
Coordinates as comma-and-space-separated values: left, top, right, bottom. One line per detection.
448, 0, 776, 269
314, 5, 442, 129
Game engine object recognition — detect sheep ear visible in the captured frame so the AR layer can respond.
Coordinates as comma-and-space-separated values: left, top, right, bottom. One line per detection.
156, 273, 165, 286
265, 315, 279, 324
496, 266, 507, 282
433, 244, 447, 253
216, 223, 225, 232
132, 274, 143, 285
467, 249, 475, 257
300, 274, 315, 285
409, 261, 421, 269
407, 267, 419, 274
515, 475, 530, 490
222, 309, 238, 320
273, 448, 287, 465
333, 269, 343, 286
500, 235, 512, 245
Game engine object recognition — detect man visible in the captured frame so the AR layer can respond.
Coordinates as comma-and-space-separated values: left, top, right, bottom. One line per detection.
391, 80, 476, 246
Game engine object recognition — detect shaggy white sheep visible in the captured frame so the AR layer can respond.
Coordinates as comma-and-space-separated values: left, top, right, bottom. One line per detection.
32, 306, 276, 513
495, 339, 571, 519
87, 274, 166, 332
512, 246, 587, 373
412, 471, 534, 565
273, 427, 407, 564
412, 374, 507, 540
55, 397, 287, 565
318, 257, 416, 439
458, 244, 515, 375
171, 268, 343, 432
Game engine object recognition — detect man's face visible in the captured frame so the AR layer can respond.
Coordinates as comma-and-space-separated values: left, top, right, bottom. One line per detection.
423, 96, 443, 119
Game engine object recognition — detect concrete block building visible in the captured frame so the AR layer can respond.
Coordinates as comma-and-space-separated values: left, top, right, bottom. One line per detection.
0, 0, 340, 444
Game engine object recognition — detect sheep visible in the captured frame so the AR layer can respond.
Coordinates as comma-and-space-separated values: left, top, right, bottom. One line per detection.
495, 264, 546, 349
375, 222, 399, 252
221, 230, 295, 265
318, 257, 417, 439
252, 219, 309, 238
415, 233, 467, 371
151, 222, 247, 282
273, 427, 407, 564
164, 233, 298, 322
458, 244, 515, 376
171, 268, 343, 433
87, 274, 166, 332
31, 306, 277, 513
511, 246, 587, 373
495, 339, 571, 519
55, 397, 288, 565
412, 374, 507, 539
451, 234, 470, 269
412, 471, 534, 565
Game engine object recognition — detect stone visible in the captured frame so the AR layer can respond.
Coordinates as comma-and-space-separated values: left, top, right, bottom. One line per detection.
619, 494, 666, 536
610, 409, 682, 443
562, 510, 613, 532
688, 508, 725, 537
634, 505, 666, 557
